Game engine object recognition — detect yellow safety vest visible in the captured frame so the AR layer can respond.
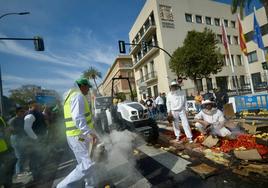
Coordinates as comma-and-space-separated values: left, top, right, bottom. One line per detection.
0, 116, 8, 153
63, 89, 94, 137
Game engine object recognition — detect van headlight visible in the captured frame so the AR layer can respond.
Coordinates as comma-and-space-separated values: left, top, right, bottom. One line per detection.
131, 111, 137, 115
130, 116, 138, 120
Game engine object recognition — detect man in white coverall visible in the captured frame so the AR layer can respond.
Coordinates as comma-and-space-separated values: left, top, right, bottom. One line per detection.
194, 99, 231, 137
166, 80, 193, 143
57, 78, 98, 188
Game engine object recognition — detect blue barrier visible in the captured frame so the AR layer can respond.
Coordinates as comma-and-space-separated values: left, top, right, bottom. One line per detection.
235, 94, 268, 112
35, 95, 56, 105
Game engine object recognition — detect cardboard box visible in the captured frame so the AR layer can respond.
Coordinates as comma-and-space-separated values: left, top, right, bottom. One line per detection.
234, 149, 262, 160
202, 135, 219, 148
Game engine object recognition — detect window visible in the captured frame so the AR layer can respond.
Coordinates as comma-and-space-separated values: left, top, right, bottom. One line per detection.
233, 36, 239, 45
251, 72, 262, 89
217, 34, 222, 43
227, 35, 231, 44
240, 75, 246, 86
248, 51, 258, 63
231, 55, 235, 65
205, 17, 212, 25
237, 55, 242, 66
231, 21, 236, 28
196, 79, 203, 91
206, 78, 213, 91
195, 15, 202, 23
153, 85, 158, 98
185, 13, 192, 22
265, 46, 268, 55
224, 55, 229, 66
214, 18, 220, 26
232, 76, 239, 88
224, 19, 228, 27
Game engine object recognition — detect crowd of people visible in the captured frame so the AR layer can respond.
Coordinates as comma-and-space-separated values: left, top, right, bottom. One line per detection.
0, 101, 61, 187
140, 79, 231, 143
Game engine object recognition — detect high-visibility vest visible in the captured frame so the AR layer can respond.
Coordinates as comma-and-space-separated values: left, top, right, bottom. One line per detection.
0, 116, 8, 153
63, 89, 94, 137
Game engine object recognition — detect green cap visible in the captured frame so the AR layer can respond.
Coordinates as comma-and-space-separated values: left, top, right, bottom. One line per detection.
76, 77, 91, 87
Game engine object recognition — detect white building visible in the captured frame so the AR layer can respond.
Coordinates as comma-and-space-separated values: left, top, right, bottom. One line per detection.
129, 0, 257, 100
242, 7, 268, 90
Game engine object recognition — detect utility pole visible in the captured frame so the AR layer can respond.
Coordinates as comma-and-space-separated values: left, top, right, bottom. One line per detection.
0, 12, 31, 117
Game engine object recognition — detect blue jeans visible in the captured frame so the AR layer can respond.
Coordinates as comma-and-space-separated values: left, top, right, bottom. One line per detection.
10, 135, 26, 174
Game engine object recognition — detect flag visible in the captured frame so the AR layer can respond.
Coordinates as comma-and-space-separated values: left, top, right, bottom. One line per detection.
237, 15, 247, 55
253, 12, 265, 50
221, 19, 229, 55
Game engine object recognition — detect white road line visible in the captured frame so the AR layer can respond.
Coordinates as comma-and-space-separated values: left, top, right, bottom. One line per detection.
137, 144, 191, 174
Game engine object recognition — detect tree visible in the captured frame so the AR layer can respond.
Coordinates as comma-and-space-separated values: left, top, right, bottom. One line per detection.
231, 0, 268, 19
9, 85, 39, 106
83, 66, 102, 94
169, 28, 224, 90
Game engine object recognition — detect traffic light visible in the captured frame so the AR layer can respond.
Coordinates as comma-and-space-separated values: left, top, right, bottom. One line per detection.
118, 40, 126, 54
34, 36, 44, 51
141, 41, 147, 51
262, 61, 268, 70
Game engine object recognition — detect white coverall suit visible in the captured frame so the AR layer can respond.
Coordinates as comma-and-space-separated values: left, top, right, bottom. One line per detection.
57, 89, 95, 188
166, 89, 193, 140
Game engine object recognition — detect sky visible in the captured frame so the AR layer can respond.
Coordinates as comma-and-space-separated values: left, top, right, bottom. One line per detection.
0, 0, 263, 96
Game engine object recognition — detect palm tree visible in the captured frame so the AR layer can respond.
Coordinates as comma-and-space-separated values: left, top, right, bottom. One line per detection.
83, 66, 102, 94
231, 0, 268, 19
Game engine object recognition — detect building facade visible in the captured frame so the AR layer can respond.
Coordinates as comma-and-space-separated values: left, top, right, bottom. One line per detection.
242, 7, 268, 90
101, 55, 135, 99
129, 0, 251, 100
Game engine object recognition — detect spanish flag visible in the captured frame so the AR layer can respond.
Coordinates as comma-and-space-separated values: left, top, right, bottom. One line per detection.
237, 16, 247, 55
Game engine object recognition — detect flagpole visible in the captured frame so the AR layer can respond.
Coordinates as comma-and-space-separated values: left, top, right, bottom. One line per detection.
237, 14, 255, 94
221, 19, 239, 95
242, 53, 255, 94
253, 7, 268, 90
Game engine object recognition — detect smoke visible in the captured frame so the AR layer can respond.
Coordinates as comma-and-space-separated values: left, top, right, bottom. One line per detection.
94, 130, 143, 187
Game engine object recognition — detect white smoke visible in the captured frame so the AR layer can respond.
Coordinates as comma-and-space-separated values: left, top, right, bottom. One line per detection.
94, 130, 143, 187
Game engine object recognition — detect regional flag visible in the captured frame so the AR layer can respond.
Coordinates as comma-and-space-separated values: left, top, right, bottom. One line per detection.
237, 16, 247, 55
253, 11, 265, 50
221, 19, 229, 55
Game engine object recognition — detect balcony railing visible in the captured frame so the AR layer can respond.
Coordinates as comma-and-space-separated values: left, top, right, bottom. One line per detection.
137, 71, 157, 85
133, 41, 158, 65
130, 22, 156, 53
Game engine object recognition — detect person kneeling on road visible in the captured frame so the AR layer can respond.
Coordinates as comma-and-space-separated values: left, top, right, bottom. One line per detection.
194, 100, 231, 137
57, 78, 98, 188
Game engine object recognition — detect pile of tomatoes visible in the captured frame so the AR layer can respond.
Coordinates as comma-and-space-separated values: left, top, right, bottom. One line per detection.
220, 134, 268, 156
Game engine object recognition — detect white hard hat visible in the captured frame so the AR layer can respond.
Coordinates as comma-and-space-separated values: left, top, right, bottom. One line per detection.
170, 80, 178, 86
201, 100, 215, 105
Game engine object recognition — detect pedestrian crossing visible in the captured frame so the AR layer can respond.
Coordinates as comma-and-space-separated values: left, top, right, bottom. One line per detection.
52, 140, 191, 188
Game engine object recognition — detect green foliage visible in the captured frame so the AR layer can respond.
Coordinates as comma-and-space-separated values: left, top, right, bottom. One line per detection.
116, 92, 126, 101
83, 66, 102, 94
9, 87, 36, 106
169, 28, 224, 87
231, 0, 267, 19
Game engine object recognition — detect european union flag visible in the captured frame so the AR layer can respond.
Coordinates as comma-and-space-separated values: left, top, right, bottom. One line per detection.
253, 12, 265, 50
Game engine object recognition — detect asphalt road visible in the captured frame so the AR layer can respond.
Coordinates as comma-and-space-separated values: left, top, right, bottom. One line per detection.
12, 131, 268, 188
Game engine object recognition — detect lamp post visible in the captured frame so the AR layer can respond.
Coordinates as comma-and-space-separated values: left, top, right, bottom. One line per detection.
0, 11, 30, 117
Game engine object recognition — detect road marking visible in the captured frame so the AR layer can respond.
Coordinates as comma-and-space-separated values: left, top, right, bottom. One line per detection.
137, 144, 191, 174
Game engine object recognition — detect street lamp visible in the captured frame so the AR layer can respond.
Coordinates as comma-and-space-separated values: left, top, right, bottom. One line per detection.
0, 11, 30, 117
0, 12, 30, 20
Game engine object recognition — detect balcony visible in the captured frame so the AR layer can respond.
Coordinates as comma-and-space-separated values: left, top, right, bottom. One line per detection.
130, 23, 156, 54
133, 45, 159, 69
137, 71, 158, 85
